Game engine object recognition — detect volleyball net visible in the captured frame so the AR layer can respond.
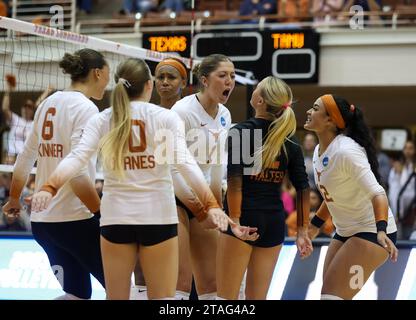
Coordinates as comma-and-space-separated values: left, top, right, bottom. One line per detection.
0, 16, 255, 171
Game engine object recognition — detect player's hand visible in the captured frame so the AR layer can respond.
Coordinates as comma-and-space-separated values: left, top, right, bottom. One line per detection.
377, 231, 398, 262
200, 208, 229, 231
31, 191, 53, 212
2, 198, 22, 220
228, 218, 259, 242
296, 228, 313, 259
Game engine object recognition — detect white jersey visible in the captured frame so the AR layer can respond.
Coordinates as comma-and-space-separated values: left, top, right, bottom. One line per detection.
171, 94, 231, 205
14, 91, 98, 222
313, 135, 396, 236
45, 101, 218, 227
4, 112, 33, 155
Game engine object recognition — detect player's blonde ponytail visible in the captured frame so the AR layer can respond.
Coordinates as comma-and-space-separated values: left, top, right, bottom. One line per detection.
255, 76, 296, 169
100, 58, 151, 178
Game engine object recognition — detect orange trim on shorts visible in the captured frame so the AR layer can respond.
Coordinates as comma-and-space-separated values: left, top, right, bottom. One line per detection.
321, 94, 345, 129
156, 59, 188, 80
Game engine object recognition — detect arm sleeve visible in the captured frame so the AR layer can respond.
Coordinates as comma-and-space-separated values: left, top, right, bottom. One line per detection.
9, 111, 41, 200
210, 164, 224, 207
171, 166, 205, 218
169, 114, 220, 221
67, 105, 100, 212
226, 127, 244, 219
341, 149, 386, 199
287, 139, 310, 229
69, 175, 100, 213
296, 187, 310, 229
41, 115, 102, 196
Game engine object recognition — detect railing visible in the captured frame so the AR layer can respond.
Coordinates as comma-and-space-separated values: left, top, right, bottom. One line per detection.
75, 9, 416, 35
11, 0, 76, 32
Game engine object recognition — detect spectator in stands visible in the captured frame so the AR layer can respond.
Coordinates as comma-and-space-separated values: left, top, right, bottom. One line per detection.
311, 0, 344, 23
1, 76, 54, 164
121, 0, 158, 15
2, 75, 34, 164
160, 0, 184, 15
303, 132, 318, 187
388, 140, 416, 239
341, 0, 382, 11
287, 188, 334, 237
77, 0, 93, 15
0, 207, 30, 231
377, 148, 391, 189
0, 173, 10, 205
281, 176, 296, 217
338, 0, 382, 24
0, 0, 9, 17
0, 173, 31, 231
278, 0, 311, 22
239, 0, 277, 15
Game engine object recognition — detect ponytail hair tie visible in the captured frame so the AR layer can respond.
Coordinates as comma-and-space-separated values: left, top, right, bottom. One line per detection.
118, 77, 131, 88
282, 102, 291, 109
350, 104, 355, 112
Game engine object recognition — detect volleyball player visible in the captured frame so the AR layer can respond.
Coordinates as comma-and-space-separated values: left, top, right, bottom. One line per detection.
2, 49, 109, 299
304, 94, 398, 300
130, 57, 189, 299
31, 58, 253, 300
170, 54, 242, 300
216, 76, 312, 300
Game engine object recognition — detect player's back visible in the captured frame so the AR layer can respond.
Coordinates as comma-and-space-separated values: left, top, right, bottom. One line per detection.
97, 101, 182, 226
32, 91, 98, 222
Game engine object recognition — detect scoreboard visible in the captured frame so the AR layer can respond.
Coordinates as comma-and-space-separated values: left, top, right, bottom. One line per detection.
142, 29, 320, 83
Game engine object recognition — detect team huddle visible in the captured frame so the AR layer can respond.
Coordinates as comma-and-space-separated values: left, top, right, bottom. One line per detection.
2, 48, 398, 300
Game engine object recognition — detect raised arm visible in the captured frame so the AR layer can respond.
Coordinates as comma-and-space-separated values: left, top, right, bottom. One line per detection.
2, 78, 13, 123
35, 85, 55, 109
2, 111, 40, 215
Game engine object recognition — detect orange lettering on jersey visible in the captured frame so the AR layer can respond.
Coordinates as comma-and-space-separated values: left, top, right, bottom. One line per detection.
250, 169, 284, 183
147, 155, 155, 168
319, 184, 334, 202
315, 169, 333, 202
315, 169, 322, 182
271, 161, 280, 169
129, 120, 147, 153
38, 143, 63, 158
124, 155, 156, 170
41, 107, 56, 140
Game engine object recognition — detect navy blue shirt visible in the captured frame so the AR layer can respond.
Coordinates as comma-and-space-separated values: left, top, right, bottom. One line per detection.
239, 0, 277, 15
225, 117, 309, 213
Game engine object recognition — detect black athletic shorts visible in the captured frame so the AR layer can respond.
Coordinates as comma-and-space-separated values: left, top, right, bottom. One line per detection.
101, 224, 178, 245
225, 210, 286, 248
32, 217, 105, 299
175, 196, 195, 220
333, 231, 397, 247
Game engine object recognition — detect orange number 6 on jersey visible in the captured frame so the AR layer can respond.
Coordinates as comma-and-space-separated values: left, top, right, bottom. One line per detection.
129, 120, 147, 153
41, 107, 56, 140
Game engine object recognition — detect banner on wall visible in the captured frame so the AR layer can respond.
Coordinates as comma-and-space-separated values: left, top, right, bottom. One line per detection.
0, 237, 415, 300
